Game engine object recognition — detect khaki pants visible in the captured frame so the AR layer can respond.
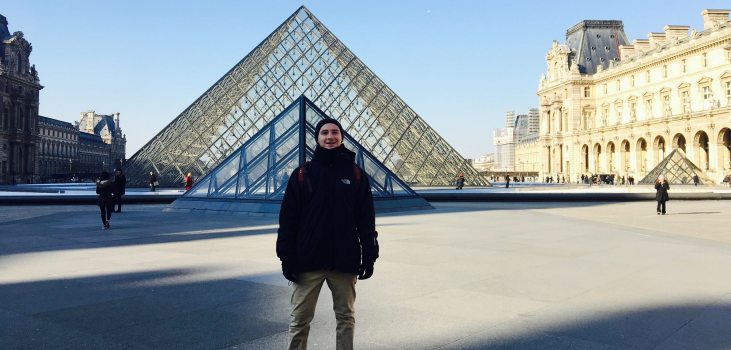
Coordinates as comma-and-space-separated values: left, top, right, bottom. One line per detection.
288, 270, 357, 350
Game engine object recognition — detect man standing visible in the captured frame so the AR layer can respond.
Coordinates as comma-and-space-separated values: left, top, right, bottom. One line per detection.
277, 118, 379, 350
113, 169, 126, 213
693, 174, 699, 186
149, 171, 157, 192
505, 173, 510, 188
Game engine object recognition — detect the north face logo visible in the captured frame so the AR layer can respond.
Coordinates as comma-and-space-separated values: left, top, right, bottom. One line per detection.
342, 179, 351, 185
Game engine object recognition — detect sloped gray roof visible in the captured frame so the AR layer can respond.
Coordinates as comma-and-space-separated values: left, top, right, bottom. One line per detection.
565, 20, 629, 74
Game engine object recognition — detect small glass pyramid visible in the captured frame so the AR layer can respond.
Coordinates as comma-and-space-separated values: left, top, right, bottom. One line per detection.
638, 148, 715, 185
182, 95, 422, 200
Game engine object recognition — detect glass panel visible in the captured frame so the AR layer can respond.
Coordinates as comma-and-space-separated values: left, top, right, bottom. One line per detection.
275, 105, 300, 138
391, 180, 412, 196
268, 154, 299, 199
216, 181, 237, 198
275, 128, 300, 163
245, 131, 271, 162
237, 169, 248, 196
246, 153, 269, 185
211, 151, 240, 192
186, 177, 211, 198
248, 180, 267, 198
363, 155, 386, 188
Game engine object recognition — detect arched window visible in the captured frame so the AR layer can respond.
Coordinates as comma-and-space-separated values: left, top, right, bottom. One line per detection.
16, 54, 22, 72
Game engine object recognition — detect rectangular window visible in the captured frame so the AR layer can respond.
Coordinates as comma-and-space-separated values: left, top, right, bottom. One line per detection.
727, 81, 731, 103
616, 80, 621, 91
583, 111, 591, 130
703, 86, 710, 101
631, 75, 635, 87
682, 91, 690, 113
703, 53, 708, 67
682, 59, 686, 73
646, 70, 651, 83
584, 86, 591, 98
603, 84, 608, 94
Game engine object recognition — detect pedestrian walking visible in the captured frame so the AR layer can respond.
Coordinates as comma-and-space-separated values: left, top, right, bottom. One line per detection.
185, 172, 193, 191
693, 174, 699, 186
505, 173, 510, 188
113, 169, 126, 213
456, 173, 465, 190
655, 174, 670, 215
149, 171, 157, 192
96, 172, 114, 229
277, 118, 379, 350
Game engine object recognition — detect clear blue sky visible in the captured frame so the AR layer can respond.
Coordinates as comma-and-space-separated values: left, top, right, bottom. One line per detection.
3, 0, 729, 159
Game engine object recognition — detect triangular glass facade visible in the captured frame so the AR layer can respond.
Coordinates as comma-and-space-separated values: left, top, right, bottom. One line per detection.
122, 6, 488, 188
638, 148, 715, 185
182, 95, 420, 200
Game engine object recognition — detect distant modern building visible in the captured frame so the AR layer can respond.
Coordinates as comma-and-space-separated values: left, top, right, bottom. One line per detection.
75, 110, 126, 173
0, 14, 42, 184
38, 116, 78, 177
495, 109, 540, 173
537, 10, 731, 182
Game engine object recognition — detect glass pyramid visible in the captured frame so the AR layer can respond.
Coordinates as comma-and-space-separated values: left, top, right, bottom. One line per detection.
182, 95, 422, 200
122, 6, 488, 188
638, 148, 715, 185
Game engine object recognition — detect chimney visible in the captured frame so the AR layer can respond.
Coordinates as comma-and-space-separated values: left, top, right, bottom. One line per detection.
664, 25, 689, 42
647, 32, 666, 49
114, 112, 120, 129
86, 110, 94, 133
702, 9, 730, 30
618, 45, 635, 60
633, 39, 650, 52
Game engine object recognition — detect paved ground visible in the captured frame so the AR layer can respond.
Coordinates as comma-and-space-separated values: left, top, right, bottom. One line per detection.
1, 201, 731, 349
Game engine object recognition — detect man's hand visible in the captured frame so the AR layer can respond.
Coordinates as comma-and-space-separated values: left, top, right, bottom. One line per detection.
282, 260, 298, 283
358, 260, 374, 280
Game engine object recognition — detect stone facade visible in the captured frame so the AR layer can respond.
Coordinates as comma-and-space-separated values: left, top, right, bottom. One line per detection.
38, 116, 78, 177
537, 10, 731, 183
0, 14, 42, 184
515, 133, 540, 175
75, 110, 126, 173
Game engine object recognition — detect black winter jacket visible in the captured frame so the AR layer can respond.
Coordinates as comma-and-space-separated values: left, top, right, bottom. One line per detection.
96, 180, 114, 207
276, 144, 379, 274
655, 181, 669, 201
114, 174, 127, 195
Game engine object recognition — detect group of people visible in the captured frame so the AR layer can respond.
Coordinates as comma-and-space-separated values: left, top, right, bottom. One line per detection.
95, 169, 126, 229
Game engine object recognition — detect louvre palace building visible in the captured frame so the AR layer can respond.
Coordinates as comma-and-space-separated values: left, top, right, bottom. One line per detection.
0, 14, 42, 184
536, 9, 731, 183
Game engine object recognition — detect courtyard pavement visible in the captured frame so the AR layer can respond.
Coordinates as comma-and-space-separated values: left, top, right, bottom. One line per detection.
1, 201, 731, 349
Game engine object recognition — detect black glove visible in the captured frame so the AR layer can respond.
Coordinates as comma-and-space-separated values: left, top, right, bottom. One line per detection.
282, 260, 298, 283
358, 260, 374, 280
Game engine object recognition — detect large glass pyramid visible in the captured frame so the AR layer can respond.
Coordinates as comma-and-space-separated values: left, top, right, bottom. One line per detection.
122, 6, 488, 188
638, 148, 715, 185
167, 95, 432, 214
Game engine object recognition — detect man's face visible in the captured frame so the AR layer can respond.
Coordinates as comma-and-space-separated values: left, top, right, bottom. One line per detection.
150, 172, 153, 175
318, 123, 342, 149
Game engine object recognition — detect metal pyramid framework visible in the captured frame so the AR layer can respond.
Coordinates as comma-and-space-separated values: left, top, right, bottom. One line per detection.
122, 6, 488, 188
638, 148, 715, 185
167, 95, 433, 214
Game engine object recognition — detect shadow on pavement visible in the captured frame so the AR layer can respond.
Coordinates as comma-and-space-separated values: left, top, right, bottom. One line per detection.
2, 267, 729, 349
0, 269, 292, 350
